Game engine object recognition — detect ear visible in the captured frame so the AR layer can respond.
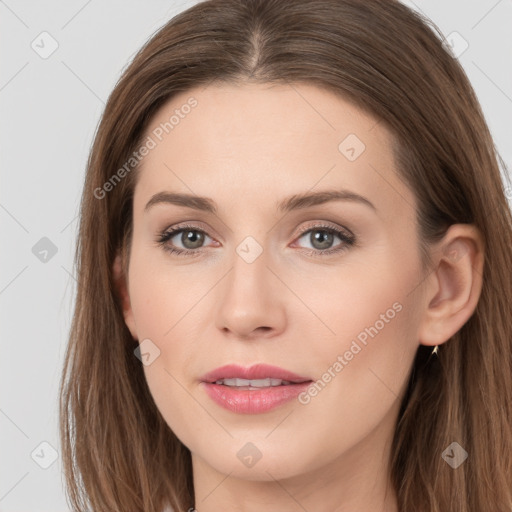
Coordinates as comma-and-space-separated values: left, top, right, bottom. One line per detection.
112, 252, 138, 340
418, 224, 485, 347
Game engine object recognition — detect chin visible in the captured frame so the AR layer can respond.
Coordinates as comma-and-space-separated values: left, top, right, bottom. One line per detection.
195, 439, 316, 482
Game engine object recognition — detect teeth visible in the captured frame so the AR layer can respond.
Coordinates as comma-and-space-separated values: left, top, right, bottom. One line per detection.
215, 378, 292, 387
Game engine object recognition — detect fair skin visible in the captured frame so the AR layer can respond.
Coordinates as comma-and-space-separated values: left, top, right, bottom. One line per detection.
113, 82, 484, 512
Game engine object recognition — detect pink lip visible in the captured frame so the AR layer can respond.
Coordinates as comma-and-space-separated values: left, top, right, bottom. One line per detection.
200, 364, 313, 414
200, 363, 311, 383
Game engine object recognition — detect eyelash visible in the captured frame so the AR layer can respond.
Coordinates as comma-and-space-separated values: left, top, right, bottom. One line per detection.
156, 222, 356, 258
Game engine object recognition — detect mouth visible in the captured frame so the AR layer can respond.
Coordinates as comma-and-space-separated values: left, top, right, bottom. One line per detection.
200, 364, 313, 414
212, 377, 301, 389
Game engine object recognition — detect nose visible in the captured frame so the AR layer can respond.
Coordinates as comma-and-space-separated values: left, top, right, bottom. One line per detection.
215, 243, 287, 341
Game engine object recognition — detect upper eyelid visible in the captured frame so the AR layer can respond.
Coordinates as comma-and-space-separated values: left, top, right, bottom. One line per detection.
296, 222, 353, 237
163, 222, 216, 240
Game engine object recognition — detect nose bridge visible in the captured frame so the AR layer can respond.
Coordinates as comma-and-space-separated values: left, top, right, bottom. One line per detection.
225, 234, 272, 306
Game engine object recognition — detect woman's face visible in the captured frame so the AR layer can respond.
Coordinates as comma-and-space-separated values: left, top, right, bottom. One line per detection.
119, 82, 428, 482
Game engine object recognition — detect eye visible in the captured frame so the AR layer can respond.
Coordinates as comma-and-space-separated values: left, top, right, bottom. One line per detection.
292, 223, 356, 256
157, 224, 216, 257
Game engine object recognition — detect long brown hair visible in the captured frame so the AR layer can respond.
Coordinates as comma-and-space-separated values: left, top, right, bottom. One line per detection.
59, 1, 512, 510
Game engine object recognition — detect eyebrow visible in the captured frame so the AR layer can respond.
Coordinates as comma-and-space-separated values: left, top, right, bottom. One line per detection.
144, 189, 376, 214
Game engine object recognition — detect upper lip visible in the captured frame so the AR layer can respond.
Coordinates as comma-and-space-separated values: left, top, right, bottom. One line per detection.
200, 364, 312, 383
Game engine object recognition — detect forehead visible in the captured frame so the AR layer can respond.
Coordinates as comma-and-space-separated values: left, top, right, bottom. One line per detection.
133, 82, 416, 222
142, 82, 381, 156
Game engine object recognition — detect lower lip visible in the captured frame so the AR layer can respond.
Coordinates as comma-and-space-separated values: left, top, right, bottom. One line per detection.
201, 382, 312, 414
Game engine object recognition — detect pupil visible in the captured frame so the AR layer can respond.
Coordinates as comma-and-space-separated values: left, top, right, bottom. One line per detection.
312, 230, 333, 250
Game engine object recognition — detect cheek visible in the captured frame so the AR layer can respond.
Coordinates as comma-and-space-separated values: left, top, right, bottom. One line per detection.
285, 252, 416, 359
127, 246, 207, 341
291, 295, 418, 464
293, 258, 420, 418
127, 250, 208, 426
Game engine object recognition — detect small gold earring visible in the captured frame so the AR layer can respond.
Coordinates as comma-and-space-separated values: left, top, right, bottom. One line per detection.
432, 345, 439, 356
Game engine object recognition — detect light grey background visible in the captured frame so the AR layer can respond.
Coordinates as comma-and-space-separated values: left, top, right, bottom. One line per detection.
1, 1, 511, 510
